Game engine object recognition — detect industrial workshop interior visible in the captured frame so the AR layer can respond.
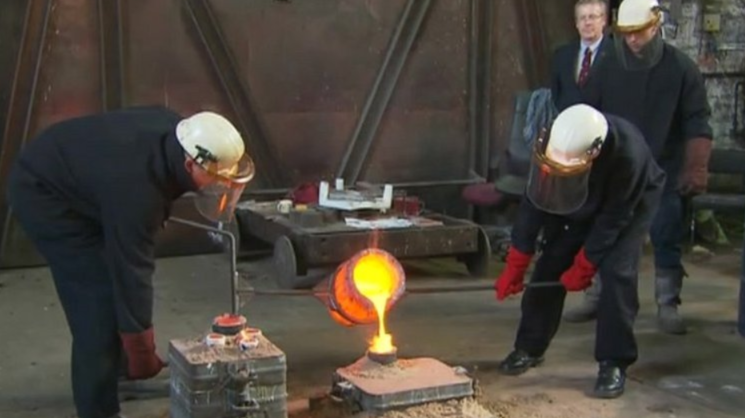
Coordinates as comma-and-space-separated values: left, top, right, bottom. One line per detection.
2, 0, 745, 417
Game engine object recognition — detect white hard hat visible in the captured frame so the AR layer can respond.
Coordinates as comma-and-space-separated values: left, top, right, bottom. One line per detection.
526, 104, 607, 215
176, 111, 247, 179
616, 0, 662, 32
546, 104, 608, 167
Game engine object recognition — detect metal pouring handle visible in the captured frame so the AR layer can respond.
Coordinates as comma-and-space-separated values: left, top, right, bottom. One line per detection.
168, 217, 240, 315
237, 281, 564, 298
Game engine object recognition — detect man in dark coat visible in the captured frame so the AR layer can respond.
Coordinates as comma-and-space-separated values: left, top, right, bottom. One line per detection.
562, 0, 713, 335
550, 0, 612, 112
495, 104, 666, 399
6, 106, 255, 418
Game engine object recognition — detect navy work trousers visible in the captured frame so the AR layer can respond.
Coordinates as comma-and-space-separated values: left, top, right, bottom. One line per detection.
514, 193, 660, 367
7, 164, 121, 418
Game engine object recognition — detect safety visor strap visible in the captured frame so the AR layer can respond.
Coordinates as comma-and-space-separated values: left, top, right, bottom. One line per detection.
533, 133, 601, 175
207, 169, 253, 186
532, 151, 594, 176
198, 154, 255, 185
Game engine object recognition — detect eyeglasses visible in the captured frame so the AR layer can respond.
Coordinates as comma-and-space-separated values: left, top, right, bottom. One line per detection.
577, 14, 604, 22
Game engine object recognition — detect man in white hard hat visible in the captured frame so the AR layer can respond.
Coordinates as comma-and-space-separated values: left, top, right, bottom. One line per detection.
550, 0, 611, 112
494, 104, 666, 398
6, 106, 254, 418
563, 0, 713, 335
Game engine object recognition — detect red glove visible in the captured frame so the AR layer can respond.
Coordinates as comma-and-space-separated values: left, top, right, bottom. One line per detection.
495, 247, 533, 300
120, 327, 165, 380
678, 137, 712, 196
560, 248, 597, 291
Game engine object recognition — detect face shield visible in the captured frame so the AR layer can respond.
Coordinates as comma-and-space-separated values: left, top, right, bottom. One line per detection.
613, 30, 664, 71
194, 153, 255, 223
526, 128, 603, 215
613, 8, 664, 72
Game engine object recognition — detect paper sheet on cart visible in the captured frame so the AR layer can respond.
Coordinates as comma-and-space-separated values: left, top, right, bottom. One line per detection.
344, 217, 413, 229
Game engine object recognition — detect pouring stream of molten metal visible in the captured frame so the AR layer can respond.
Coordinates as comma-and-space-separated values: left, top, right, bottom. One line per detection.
352, 253, 397, 353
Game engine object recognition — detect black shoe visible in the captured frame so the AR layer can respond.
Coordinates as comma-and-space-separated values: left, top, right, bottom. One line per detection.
498, 350, 544, 376
593, 362, 626, 399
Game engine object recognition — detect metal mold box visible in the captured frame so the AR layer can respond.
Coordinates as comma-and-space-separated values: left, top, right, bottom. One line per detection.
332, 356, 474, 413
169, 334, 288, 418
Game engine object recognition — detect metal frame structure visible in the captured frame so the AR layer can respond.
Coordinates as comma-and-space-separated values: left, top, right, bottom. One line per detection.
183, 0, 288, 189
0, 1, 526, 264
335, 0, 496, 188
335, 0, 433, 184
468, 0, 494, 179
98, 0, 126, 110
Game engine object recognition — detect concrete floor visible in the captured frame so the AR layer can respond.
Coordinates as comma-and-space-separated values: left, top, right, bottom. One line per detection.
1, 244, 744, 418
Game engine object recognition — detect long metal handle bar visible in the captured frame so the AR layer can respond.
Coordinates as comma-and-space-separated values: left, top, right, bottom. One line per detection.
236, 281, 563, 298
168, 217, 240, 315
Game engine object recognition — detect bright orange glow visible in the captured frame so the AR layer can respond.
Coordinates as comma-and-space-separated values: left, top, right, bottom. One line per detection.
218, 193, 228, 212
352, 252, 398, 354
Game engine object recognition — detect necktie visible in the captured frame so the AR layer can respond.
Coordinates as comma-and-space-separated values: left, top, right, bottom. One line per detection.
578, 47, 593, 87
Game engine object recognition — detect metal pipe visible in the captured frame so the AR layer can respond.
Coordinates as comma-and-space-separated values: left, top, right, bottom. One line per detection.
97, 0, 126, 110
236, 281, 563, 298
467, 0, 479, 176
389, 178, 482, 188
702, 71, 745, 79
479, 0, 494, 178
466, 0, 494, 178
241, 178, 482, 199
168, 217, 240, 315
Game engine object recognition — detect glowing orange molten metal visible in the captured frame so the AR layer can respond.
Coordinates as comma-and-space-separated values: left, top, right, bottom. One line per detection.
352, 252, 398, 353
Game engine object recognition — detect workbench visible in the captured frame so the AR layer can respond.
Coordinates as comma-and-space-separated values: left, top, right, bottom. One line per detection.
234, 201, 492, 289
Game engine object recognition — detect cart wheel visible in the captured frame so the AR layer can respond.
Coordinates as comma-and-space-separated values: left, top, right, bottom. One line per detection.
272, 236, 316, 289
463, 226, 493, 278
273, 236, 299, 289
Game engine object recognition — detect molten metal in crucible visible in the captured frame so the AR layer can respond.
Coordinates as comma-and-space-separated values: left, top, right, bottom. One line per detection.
350, 250, 405, 363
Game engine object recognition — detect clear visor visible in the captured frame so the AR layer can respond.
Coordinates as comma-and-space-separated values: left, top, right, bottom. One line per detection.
195, 153, 255, 222
526, 129, 598, 215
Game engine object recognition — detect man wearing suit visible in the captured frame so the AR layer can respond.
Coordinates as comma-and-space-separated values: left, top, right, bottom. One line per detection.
550, 0, 611, 112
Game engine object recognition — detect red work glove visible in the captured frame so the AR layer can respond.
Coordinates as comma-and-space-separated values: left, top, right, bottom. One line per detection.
560, 248, 597, 292
120, 327, 165, 380
678, 137, 712, 196
495, 247, 533, 301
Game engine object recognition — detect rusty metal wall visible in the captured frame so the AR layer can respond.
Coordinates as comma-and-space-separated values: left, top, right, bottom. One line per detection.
0, 0, 578, 268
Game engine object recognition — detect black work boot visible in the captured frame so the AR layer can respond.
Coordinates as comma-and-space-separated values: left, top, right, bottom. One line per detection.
498, 350, 544, 376
593, 361, 626, 399
563, 276, 601, 323
655, 269, 687, 335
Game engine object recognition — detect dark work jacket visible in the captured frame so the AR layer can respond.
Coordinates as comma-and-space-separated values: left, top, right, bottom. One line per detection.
510, 115, 666, 266
550, 36, 610, 112
596, 41, 713, 189
14, 106, 197, 333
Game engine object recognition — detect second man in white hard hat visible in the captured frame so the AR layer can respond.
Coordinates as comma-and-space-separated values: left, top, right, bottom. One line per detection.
494, 104, 666, 399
